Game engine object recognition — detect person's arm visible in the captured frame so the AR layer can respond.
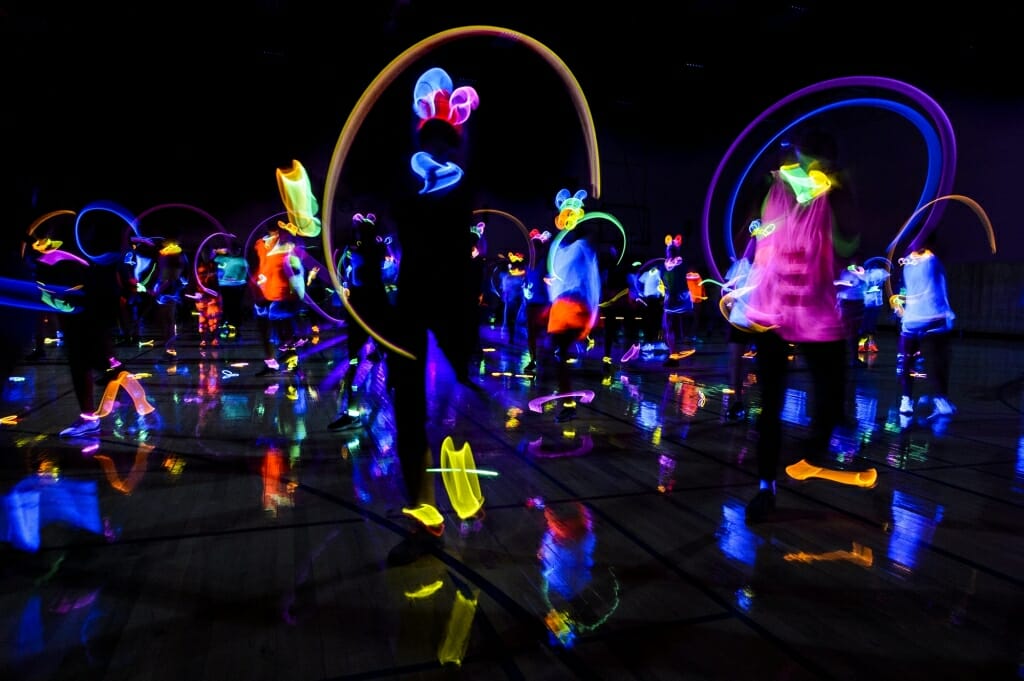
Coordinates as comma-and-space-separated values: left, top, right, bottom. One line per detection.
287, 253, 305, 300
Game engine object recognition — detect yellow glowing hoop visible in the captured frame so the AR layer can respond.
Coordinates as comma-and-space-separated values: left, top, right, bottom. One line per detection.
884, 194, 996, 301
322, 25, 601, 360
23, 210, 77, 260
473, 208, 534, 270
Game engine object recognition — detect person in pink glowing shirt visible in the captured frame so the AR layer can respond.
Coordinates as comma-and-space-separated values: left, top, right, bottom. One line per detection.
743, 131, 867, 523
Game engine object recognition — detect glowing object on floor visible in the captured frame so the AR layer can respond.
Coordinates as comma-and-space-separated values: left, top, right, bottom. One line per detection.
438, 588, 479, 666
94, 444, 153, 495
405, 580, 444, 599
1, 477, 102, 552
1, 415, 18, 426
528, 390, 594, 414
434, 436, 486, 520
784, 542, 874, 567
92, 371, 156, 418
785, 459, 878, 488
402, 503, 444, 527
321, 25, 600, 361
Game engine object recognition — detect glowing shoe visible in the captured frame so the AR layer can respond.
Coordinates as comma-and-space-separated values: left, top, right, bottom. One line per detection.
899, 395, 914, 416
60, 416, 100, 438
930, 397, 957, 418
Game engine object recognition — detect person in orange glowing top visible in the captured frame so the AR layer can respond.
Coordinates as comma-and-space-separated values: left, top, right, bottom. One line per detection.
252, 220, 305, 376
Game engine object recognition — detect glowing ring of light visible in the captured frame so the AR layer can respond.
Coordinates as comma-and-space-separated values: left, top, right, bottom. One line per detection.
75, 201, 139, 265
473, 208, 534, 270
701, 76, 956, 284
134, 203, 230, 296
883, 194, 996, 300
723, 98, 944, 271
723, 99, 942, 263
22, 210, 77, 260
547, 212, 627, 282
194, 231, 238, 297
245, 211, 345, 325
321, 25, 601, 360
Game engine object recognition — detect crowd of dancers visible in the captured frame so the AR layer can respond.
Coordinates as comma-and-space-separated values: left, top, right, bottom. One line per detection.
4, 66, 964, 564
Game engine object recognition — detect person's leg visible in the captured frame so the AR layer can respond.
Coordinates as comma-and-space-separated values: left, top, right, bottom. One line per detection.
800, 339, 847, 460
746, 330, 786, 522
927, 330, 956, 415
896, 331, 919, 413
602, 309, 621, 361
753, 331, 787, 482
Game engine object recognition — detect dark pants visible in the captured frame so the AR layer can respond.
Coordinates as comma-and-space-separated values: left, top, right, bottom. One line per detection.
897, 329, 952, 398
389, 289, 475, 509
754, 331, 847, 481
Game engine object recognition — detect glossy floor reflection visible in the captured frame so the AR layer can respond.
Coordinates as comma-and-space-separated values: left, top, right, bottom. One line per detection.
1, 320, 1022, 680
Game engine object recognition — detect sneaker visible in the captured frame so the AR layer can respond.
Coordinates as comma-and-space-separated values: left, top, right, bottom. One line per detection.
328, 413, 363, 432
930, 396, 957, 418
555, 406, 577, 423
60, 417, 100, 438
899, 395, 914, 416
744, 489, 777, 524
523, 359, 537, 373
164, 348, 177, 359
386, 524, 445, 567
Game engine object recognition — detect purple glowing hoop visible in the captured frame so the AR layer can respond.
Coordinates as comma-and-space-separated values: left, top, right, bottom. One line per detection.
700, 76, 957, 283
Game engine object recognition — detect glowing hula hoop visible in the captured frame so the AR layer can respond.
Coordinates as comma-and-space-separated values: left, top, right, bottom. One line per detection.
701, 76, 956, 284
883, 194, 996, 301
546, 212, 627, 281
134, 203, 230, 297
194, 231, 238, 298
322, 25, 601, 360
473, 208, 534, 270
75, 201, 139, 265
245, 211, 345, 325
23, 210, 76, 260
722, 98, 944, 264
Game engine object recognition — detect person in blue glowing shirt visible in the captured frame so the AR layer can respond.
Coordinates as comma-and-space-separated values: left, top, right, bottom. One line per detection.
891, 239, 957, 420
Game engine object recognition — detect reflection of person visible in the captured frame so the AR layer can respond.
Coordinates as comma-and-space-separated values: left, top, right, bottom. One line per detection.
385, 69, 480, 566
892, 244, 956, 420
743, 132, 861, 523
